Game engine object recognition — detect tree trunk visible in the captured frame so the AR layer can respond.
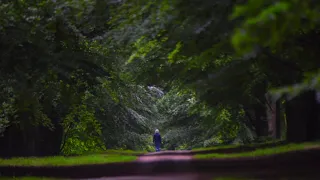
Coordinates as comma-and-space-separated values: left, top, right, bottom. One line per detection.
285, 90, 320, 142
265, 93, 281, 139
0, 125, 24, 157
0, 113, 64, 157
275, 100, 281, 139
254, 104, 269, 137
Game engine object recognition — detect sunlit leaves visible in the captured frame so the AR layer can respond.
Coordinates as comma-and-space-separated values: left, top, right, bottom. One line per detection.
231, 0, 320, 102
127, 36, 168, 64
168, 42, 183, 63
231, 0, 320, 54
61, 104, 105, 155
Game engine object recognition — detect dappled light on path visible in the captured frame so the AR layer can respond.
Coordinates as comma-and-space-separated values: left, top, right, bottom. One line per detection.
138, 151, 192, 162
138, 155, 192, 162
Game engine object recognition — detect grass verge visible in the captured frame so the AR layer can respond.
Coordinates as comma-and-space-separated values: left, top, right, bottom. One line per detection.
0, 177, 58, 180
65, 149, 147, 157
214, 178, 251, 180
192, 140, 284, 152
195, 142, 320, 159
0, 154, 136, 167
104, 149, 146, 155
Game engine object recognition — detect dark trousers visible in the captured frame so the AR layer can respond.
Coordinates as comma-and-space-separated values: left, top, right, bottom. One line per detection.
155, 143, 161, 152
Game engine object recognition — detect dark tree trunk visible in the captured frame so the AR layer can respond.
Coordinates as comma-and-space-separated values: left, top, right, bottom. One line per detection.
0, 125, 24, 157
266, 93, 282, 139
0, 114, 64, 157
275, 100, 281, 139
254, 104, 269, 137
266, 94, 276, 138
38, 116, 63, 156
23, 124, 37, 156
285, 90, 320, 142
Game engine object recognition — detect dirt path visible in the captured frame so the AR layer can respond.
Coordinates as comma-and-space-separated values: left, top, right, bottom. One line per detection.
84, 151, 210, 180
85, 173, 211, 180
138, 151, 192, 162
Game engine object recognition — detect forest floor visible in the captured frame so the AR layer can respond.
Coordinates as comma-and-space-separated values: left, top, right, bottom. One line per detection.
1, 142, 320, 180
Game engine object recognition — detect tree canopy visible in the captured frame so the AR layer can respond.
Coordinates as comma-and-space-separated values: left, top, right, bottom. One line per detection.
0, 0, 319, 156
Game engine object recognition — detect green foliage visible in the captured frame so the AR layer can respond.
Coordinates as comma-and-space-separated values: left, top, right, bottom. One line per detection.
212, 109, 239, 144
0, 101, 15, 135
0, 0, 163, 156
1, 0, 319, 157
168, 42, 183, 63
61, 104, 105, 155
156, 88, 253, 149
110, 0, 320, 149
231, 0, 320, 54
231, 0, 320, 99
271, 71, 320, 100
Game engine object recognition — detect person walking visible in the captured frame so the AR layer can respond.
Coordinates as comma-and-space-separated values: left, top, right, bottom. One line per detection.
153, 129, 162, 152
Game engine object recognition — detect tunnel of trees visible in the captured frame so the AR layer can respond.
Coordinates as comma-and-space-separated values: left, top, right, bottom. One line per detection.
0, 0, 320, 157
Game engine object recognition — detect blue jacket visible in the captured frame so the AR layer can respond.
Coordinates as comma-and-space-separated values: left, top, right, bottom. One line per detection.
153, 133, 162, 145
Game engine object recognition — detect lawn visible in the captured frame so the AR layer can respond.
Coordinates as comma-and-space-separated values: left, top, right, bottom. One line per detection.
0, 154, 137, 167
0, 176, 250, 180
192, 140, 284, 152
104, 149, 146, 155
0, 177, 58, 180
214, 178, 252, 180
192, 144, 240, 152
195, 142, 320, 159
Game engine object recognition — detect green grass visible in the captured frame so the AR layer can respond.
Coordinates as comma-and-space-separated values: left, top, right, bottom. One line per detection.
192, 144, 240, 152
0, 177, 59, 180
195, 142, 320, 159
0, 176, 251, 180
0, 154, 137, 167
192, 140, 284, 152
104, 149, 146, 155
213, 178, 252, 180
67, 149, 147, 156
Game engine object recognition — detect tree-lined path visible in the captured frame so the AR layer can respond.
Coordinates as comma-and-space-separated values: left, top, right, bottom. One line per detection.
1, 0, 320, 179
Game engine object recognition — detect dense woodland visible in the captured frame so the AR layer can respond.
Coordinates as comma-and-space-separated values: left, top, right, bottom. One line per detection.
0, 0, 320, 157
